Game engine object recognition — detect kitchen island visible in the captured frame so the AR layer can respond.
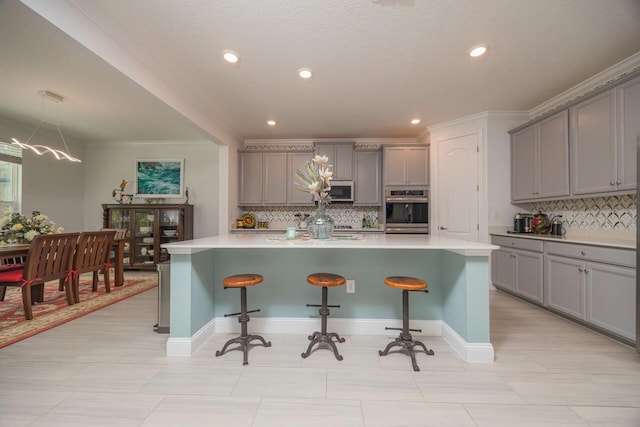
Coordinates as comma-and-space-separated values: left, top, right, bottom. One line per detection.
163, 233, 498, 362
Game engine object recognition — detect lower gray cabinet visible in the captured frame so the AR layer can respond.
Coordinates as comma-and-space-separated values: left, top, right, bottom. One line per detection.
490, 236, 543, 303
544, 254, 586, 320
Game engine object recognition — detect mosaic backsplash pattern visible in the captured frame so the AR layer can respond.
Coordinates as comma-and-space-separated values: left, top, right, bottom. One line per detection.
529, 195, 636, 230
240, 205, 382, 228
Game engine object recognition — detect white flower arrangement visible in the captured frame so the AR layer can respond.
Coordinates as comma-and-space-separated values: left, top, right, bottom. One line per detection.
0, 210, 64, 244
294, 155, 334, 204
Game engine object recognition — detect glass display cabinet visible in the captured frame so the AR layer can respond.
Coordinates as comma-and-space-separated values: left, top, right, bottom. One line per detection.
102, 204, 193, 270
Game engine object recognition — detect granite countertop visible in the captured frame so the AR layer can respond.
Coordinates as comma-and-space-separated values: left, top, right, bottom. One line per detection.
489, 227, 635, 250
164, 233, 498, 256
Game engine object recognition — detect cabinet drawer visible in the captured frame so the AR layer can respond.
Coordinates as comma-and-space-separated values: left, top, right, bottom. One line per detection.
491, 236, 543, 252
545, 241, 635, 268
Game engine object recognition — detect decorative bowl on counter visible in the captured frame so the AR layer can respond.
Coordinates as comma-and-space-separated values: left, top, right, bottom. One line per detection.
163, 230, 178, 237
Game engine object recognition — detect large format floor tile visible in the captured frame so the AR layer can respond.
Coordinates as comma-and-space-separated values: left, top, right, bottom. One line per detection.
0, 278, 639, 426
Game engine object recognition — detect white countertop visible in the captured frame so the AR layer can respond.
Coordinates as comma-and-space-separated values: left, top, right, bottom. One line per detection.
164, 233, 498, 256
489, 227, 636, 250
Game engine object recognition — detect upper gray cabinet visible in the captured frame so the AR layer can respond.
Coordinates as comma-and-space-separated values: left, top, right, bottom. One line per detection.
615, 75, 640, 192
383, 146, 429, 186
314, 142, 354, 180
353, 149, 382, 205
239, 152, 288, 206
287, 152, 314, 206
570, 90, 617, 195
511, 110, 569, 201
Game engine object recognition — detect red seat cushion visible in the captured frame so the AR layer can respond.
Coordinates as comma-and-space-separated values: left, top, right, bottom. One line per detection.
0, 266, 25, 284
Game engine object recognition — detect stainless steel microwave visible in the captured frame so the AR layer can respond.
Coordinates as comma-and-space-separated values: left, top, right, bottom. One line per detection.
328, 181, 354, 201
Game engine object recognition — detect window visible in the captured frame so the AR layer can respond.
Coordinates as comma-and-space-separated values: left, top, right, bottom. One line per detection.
0, 142, 22, 213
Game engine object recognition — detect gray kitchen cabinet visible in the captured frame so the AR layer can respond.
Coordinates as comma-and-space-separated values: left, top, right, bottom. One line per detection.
511, 110, 569, 201
490, 236, 543, 303
287, 152, 314, 205
383, 145, 429, 186
545, 240, 636, 341
615, 75, 640, 192
314, 142, 354, 180
239, 152, 287, 205
353, 149, 382, 205
570, 90, 617, 195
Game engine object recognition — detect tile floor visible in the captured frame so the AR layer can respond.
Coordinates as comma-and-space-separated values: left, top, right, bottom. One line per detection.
0, 278, 639, 426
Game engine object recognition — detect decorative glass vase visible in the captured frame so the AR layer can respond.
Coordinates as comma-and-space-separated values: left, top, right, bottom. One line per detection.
307, 202, 334, 239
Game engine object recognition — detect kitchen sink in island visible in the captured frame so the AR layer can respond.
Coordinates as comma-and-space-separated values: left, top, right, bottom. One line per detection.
163, 233, 498, 362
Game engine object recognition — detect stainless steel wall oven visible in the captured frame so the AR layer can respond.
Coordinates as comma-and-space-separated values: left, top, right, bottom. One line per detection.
384, 188, 429, 234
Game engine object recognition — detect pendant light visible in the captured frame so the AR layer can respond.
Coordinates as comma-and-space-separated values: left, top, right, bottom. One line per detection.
11, 90, 81, 163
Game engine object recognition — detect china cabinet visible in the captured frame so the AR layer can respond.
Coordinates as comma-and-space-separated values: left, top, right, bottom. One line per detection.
102, 204, 193, 270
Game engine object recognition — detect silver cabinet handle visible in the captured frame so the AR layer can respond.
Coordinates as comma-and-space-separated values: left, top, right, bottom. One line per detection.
584, 269, 589, 274
616, 180, 621, 185
610, 181, 615, 186
578, 267, 584, 272
439, 226, 448, 230
581, 251, 586, 255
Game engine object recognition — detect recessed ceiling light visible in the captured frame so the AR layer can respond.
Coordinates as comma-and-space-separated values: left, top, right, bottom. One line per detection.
410, 118, 421, 125
469, 44, 488, 58
223, 50, 239, 63
267, 120, 276, 126
298, 68, 313, 79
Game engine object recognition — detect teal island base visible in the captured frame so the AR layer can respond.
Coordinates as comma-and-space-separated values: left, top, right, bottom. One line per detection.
165, 236, 495, 363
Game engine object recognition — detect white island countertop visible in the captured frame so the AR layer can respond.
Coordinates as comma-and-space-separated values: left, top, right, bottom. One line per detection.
164, 233, 498, 256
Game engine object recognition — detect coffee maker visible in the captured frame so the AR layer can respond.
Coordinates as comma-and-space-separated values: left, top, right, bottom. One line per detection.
513, 213, 533, 233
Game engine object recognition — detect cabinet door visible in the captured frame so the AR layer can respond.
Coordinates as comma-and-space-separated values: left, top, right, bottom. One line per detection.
616, 76, 640, 191
354, 151, 381, 205
586, 262, 636, 340
544, 255, 586, 320
334, 144, 354, 180
239, 152, 263, 205
263, 153, 287, 205
537, 110, 569, 198
511, 126, 537, 200
406, 147, 428, 185
288, 152, 314, 205
515, 250, 543, 303
133, 209, 156, 266
384, 147, 407, 185
570, 90, 616, 195
491, 248, 515, 291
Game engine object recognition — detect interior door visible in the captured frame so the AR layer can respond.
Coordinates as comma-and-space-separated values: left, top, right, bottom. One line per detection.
437, 133, 479, 241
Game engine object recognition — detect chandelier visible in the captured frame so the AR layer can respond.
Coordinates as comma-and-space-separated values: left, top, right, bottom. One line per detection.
11, 90, 81, 163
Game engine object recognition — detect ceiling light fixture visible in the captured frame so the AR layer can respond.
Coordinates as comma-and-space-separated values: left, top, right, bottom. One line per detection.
410, 118, 421, 125
267, 120, 276, 126
469, 44, 488, 58
11, 90, 81, 163
223, 50, 239, 63
298, 68, 313, 79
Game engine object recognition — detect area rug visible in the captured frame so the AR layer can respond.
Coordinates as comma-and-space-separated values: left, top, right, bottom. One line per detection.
0, 274, 157, 349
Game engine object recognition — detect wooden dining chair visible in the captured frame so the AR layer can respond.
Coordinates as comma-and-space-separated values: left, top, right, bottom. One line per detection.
70, 230, 116, 303
0, 232, 80, 319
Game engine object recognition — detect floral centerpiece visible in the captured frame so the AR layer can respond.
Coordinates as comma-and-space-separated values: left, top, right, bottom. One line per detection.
295, 155, 335, 239
0, 210, 64, 244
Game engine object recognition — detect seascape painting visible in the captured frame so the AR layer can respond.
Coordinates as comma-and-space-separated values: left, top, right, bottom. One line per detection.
135, 159, 184, 198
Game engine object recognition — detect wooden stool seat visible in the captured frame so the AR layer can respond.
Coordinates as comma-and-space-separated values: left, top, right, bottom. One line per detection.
379, 275, 434, 371
301, 272, 346, 361
215, 273, 271, 365
307, 273, 346, 287
384, 276, 427, 291
223, 274, 263, 288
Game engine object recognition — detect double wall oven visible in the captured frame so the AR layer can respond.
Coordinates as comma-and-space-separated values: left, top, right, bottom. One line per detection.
384, 188, 429, 234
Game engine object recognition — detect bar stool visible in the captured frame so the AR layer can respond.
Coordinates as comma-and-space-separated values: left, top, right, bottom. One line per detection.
301, 273, 346, 361
378, 276, 434, 371
215, 274, 271, 365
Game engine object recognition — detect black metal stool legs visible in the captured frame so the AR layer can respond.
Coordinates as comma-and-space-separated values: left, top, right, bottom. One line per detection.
378, 289, 434, 371
301, 286, 345, 361
216, 286, 271, 365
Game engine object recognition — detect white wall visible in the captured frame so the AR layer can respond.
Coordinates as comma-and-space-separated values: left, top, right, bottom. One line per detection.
0, 116, 85, 232
82, 141, 220, 238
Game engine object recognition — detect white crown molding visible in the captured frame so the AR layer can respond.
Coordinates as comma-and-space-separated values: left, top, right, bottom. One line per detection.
243, 137, 417, 151
84, 139, 214, 147
428, 111, 529, 133
530, 50, 640, 119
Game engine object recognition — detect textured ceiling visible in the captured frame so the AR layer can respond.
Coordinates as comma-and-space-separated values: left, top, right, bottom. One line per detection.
1, 0, 639, 144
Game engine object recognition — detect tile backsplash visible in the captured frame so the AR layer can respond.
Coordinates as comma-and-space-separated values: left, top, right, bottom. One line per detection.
529, 194, 636, 230
239, 205, 382, 229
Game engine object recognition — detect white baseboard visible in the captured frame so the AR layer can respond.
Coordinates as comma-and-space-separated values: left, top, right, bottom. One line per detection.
165, 317, 495, 363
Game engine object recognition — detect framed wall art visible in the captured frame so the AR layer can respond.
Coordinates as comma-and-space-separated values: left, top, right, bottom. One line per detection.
134, 159, 185, 198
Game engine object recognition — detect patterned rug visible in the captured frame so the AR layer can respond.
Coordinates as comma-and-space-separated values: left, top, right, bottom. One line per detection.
0, 273, 157, 349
